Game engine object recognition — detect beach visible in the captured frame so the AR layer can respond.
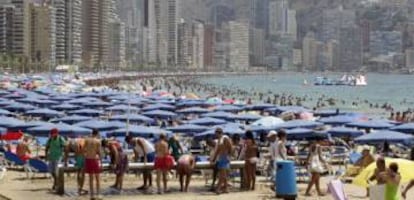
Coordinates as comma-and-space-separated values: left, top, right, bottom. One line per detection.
1, 170, 401, 200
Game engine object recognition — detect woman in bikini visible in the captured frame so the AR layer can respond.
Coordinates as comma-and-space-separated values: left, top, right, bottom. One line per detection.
242, 131, 258, 191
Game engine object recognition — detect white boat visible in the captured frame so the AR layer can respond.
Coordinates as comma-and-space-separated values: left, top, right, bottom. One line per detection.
354, 75, 367, 86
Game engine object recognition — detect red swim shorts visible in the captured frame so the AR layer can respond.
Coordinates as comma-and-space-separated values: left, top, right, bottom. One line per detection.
154, 155, 175, 171
85, 159, 101, 174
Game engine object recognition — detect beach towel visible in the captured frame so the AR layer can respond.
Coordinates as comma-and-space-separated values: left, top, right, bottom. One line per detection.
327, 180, 348, 200
369, 184, 385, 200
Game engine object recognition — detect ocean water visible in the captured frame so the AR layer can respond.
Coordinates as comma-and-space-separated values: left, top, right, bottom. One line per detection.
198, 73, 414, 115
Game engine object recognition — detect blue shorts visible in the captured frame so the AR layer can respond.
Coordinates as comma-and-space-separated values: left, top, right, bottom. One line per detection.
146, 152, 156, 163
216, 155, 230, 170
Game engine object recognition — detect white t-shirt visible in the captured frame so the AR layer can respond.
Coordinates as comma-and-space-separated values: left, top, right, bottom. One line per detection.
270, 140, 278, 161
134, 138, 155, 156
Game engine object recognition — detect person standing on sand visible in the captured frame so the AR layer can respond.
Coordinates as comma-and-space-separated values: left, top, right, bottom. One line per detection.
177, 154, 196, 192
102, 139, 128, 191
154, 134, 174, 194
206, 138, 218, 191
381, 163, 401, 200
45, 128, 65, 191
212, 128, 233, 194
168, 135, 183, 161
125, 135, 156, 190
305, 141, 326, 197
84, 129, 102, 200
64, 137, 87, 195
241, 131, 258, 191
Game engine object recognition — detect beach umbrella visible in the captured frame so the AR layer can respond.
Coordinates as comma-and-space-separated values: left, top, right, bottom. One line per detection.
327, 127, 364, 138
51, 103, 81, 111
251, 116, 284, 127
66, 97, 101, 105
275, 106, 310, 114
74, 120, 119, 131
0, 130, 22, 140
33, 99, 60, 107
246, 103, 276, 111
69, 109, 103, 117
0, 109, 11, 116
51, 115, 93, 124
194, 124, 245, 141
109, 125, 170, 138
142, 110, 177, 119
391, 123, 414, 134
354, 130, 414, 144
204, 97, 223, 105
3, 93, 26, 99
278, 120, 324, 129
0, 117, 24, 128
230, 113, 262, 121
82, 101, 113, 108
201, 111, 235, 119
105, 104, 140, 113
313, 109, 343, 117
17, 97, 42, 104
110, 114, 154, 123
25, 108, 64, 118
318, 115, 359, 126
0, 90, 9, 96
142, 103, 175, 111
123, 98, 150, 106
176, 100, 206, 107
177, 107, 209, 114
214, 105, 243, 112
353, 158, 414, 187
27, 123, 92, 137
0, 99, 13, 107
186, 117, 227, 126
49, 95, 74, 102
184, 93, 199, 99
4, 102, 36, 112
167, 124, 208, 134
286, 128, 327, 140
9, 121, 55, 132
346, 120, 395, 130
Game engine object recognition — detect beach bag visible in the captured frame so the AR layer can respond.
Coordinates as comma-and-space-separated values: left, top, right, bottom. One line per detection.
327, 180, 348, 200
369, 184, 385, 200
310, 155, 324, 173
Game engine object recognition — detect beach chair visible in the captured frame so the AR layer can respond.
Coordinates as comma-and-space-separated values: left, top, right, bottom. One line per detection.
4, 151, 31, 178
327, 179, 348, 200
28, 159, 49, 178
330, 146, 349, 165
295, 165, 309, 183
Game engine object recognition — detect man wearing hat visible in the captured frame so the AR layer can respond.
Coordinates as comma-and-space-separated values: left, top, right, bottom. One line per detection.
45, 128, 66, 191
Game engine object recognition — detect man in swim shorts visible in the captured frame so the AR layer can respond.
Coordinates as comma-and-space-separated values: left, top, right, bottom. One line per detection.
154, 134, 174, 194
125, 135, 156, 190
212, 128, 232, 194
84, 129, 102, 200
177, 154, 195, 192
64, 137, 86, 195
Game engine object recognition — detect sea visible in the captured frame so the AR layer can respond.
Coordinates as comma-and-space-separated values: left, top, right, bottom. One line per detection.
198, 73, 414, 117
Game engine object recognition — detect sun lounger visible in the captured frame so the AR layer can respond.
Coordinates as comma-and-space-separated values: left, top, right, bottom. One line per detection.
28, 159, 49, 178
4, 151, 31, 178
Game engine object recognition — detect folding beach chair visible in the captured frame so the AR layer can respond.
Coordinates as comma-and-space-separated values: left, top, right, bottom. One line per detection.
4, 151, 31, 178
28, 159, 49, 178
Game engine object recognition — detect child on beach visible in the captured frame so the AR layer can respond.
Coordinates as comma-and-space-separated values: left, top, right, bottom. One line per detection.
177, 154, 195, 192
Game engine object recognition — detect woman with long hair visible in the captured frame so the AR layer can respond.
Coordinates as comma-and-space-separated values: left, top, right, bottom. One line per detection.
305, 141, 326, 196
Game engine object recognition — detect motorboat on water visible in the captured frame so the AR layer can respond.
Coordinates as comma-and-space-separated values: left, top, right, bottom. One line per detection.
314, 74, 367, 86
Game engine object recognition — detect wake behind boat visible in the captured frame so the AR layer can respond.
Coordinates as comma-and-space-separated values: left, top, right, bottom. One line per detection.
314, 74, 367, 86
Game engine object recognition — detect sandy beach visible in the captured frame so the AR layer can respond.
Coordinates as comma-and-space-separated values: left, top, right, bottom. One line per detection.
2, 170, 413, 200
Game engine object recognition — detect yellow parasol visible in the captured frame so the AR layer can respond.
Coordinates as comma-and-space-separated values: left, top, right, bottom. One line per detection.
353, 158, 414, 187
185, 93, 199, 99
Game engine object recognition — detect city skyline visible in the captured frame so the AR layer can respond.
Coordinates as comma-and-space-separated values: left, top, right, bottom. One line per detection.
0, 0, 413, 73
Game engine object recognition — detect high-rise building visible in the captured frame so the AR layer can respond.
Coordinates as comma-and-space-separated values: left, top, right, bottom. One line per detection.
192, 21, 204, 69
228, 21, 249, 70
82, 0, 110, 68
177, 19, 192, 68
203, 24, 214, 69
287, 9, 297, 41
50, 0, 65, 63
250, 28, 264, 66
369, 31, 403, 56
64, 0, 82, 64
269, 0, 288, 36
108, 18, 126, 70
0, 4, 15, 55
302, 32, 320, 71
326, 40, 339, 71
405, 48, 414, 70
30, 2, 56, 70
339, 27, 362, 71
11, 0, 31, 60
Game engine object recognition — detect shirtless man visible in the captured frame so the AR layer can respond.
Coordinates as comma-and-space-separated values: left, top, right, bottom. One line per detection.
102, 139, 128, 191
154, 134, 174, 194
125, 135, 155, 190
212, 128, 233, 194
16, 137, 31, 162
84, 129, 102, 200
64, 138, 86, 195
177, 154, 195, 192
